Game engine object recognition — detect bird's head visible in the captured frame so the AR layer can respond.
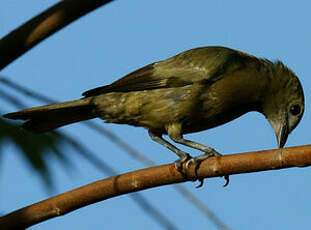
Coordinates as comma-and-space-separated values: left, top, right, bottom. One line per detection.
262, 62, 304, 148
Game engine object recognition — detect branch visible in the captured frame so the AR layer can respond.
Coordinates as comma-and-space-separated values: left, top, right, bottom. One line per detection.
0, 0, 113, 70
1, 144, 310, 229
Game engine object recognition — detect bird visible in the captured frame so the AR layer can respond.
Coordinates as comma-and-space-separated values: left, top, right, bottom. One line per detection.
3, 46, 305, 173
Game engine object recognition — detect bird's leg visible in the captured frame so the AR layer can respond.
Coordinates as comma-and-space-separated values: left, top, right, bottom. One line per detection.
169, 136, 221, 168
148, 131, 191, 171
169, 132, 228, 187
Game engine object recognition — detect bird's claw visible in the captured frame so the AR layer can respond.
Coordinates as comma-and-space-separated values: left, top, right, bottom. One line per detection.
185, 158, 196, 169
174, 151, 229, 188
223, 175, 230, 187
195, 175, 230, 188
174, 153, 191, 172
185, 150, 223, 188
196, 178, 205, 188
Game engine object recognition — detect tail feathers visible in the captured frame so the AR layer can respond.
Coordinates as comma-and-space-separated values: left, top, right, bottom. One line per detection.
3, 98, 97, 133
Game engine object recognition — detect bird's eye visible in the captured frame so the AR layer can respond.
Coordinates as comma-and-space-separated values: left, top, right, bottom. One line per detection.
290, 104, 301, 116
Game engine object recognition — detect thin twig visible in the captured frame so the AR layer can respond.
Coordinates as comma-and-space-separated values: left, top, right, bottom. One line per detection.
0, 89, 26, 108
174, 185, 231, 230
0, 78, 56, 104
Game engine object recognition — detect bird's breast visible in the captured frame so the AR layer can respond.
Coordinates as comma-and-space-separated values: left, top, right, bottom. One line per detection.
181, 70, 265, 133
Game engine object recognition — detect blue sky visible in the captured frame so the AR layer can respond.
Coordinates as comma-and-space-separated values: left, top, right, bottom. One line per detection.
1, 1, 311, 229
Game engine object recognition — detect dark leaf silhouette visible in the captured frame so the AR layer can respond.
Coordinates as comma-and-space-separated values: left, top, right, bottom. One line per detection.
0, 118, 68, 188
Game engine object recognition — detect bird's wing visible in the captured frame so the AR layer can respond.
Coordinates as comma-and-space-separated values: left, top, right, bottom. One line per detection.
82, 63, 191, 96
82, 46, 254, 97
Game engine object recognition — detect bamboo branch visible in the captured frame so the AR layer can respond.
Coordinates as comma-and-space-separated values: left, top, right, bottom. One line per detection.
1, 144, 310, 230
0, 0, 113, 70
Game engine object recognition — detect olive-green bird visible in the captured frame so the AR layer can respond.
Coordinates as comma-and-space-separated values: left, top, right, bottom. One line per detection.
3, 46, 305, 170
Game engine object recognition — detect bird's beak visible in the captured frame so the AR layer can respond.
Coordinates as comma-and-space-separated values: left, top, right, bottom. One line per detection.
276, 121, 288, 148
268, 114, 289, 149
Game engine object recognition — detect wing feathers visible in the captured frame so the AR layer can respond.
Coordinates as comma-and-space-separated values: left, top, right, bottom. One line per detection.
83, 46, 255, 97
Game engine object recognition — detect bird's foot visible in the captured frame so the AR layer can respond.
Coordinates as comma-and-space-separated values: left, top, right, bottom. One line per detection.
185, 149, 229, 188
185, 147, 221, 169
174, 153, 191, 172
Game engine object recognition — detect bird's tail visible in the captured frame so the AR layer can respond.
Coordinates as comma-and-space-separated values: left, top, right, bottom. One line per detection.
3, 98, 97, 133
